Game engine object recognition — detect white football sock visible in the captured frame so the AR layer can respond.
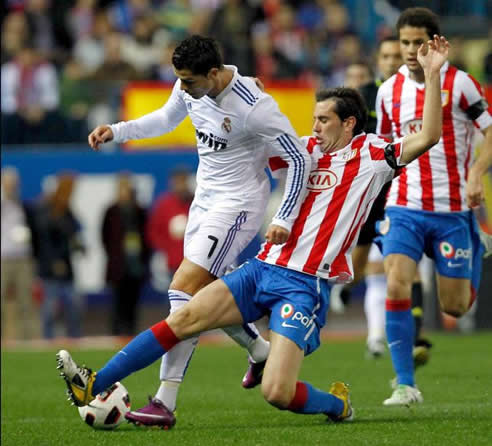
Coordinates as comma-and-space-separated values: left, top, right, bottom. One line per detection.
364, 274, 387, 344
157, 289, 197, 412
222, 324, 270, 362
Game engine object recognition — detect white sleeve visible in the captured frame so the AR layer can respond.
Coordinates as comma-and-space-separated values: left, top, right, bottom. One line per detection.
246, 96, 311, 232
110, 80, 188, 143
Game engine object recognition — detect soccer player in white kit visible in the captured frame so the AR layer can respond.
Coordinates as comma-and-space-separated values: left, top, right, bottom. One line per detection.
87, 35, 310, 427
376, 8, 492, 406
59, 34, 448, 424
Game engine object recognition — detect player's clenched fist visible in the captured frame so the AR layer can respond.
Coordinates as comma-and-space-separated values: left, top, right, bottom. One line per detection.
88, 125, 114, 151
265, 224, 290, 245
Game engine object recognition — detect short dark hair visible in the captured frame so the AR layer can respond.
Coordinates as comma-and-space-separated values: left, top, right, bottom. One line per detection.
378, 35, 399, 50
172, 35, 223, 76
315, 88, 368, 136
396, 7, 440, 40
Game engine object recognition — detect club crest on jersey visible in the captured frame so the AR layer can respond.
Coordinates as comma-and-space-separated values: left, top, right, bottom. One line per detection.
281, 304, 294, 319
441, 90, 449, 107
404, 119, 422, 134
221, 117, 232, 133
307, 169, 338, 191
439, 241, 454, 259
341, 149, 358, 162
186, 101, 192, 110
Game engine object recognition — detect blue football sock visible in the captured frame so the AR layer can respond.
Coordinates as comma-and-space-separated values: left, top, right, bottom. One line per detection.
386, 301, 415, 387
93, 329, 167, 395
288, 381, 344, 416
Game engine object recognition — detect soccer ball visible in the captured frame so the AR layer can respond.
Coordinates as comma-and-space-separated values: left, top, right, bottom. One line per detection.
78, 382, 131, 430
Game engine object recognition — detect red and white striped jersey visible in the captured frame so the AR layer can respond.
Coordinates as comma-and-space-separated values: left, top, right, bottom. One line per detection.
376, 62, 492, 213
259, 133, 403, 282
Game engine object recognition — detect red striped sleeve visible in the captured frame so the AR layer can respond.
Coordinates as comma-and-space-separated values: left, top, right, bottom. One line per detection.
268, 156, 289, 171
369, 143, 385, 161
306, 137, 317, 154
415, 88, 434, 211
392, 73, 405, 137
442, 65, 462, 211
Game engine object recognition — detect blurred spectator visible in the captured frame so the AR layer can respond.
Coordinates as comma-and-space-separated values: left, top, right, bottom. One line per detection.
121, 15, 169, 76
59, 59, 91, 142
269, 3, 307, 77
155, 0, 200, 41
73, 10, 112, 73
89, 32, 140, 81
67, 0, 98, 42
448, 36, 467, 72
358, 36, 402, 134
32, 173, 84, 339
344, 60, 373, 89
102, 174, 150, 336
108, 0, 154, 34
24, 0, 63, 62
1, 167, 39, 340
208, 0, 256, 75
147, 168, 194, 286
150, 41, 178, 82
322, 33, 363, 87
310, 1, 352, 81
1, 44, 62, 144
1, 11, 31, 64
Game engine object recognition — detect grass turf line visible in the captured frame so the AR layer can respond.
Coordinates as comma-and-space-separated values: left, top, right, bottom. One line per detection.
2, 332, 491, 446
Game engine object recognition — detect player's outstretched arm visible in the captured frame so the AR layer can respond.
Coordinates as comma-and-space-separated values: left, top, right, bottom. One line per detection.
400, 35, 449, 165
88, 125, 114, 151
466, 126, 492, 207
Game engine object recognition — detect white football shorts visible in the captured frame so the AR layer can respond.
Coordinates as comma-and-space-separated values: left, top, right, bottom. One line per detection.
184, 202, 266, 277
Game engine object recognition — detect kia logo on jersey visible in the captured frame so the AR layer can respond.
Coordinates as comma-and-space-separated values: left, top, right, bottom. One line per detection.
307, 169, 338, 191
404, 119, 422, 134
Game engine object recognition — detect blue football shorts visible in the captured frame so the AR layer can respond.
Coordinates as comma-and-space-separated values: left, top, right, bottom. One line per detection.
376, 207, 484, 290
222, 258, 331, 355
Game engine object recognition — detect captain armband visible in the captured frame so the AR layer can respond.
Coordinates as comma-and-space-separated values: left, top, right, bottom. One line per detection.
464, 99, 488, 121
384, 143, 400, 169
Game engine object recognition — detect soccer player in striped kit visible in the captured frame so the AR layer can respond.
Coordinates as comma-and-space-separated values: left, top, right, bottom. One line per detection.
87, 35, 310, 427
376, 8, 492, 406
59, 34, 449, 423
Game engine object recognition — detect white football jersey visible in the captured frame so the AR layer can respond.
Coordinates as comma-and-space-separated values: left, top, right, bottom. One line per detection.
110, 66, 310, 231
258, 133, 403, 282
376, 62, 492, 213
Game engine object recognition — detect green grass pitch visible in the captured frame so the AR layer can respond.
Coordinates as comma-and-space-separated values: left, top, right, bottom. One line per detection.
2, 332, 491, 446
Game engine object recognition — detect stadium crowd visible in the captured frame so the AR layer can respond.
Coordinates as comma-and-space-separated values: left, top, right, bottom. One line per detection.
1, 0, 491, 146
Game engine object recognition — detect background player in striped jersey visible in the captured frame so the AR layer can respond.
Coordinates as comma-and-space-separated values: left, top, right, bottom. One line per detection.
58, 34, 449, 424
376, 8, 492, 406
87, 35, 311, 428
332, 38, 404, 359
343, 38, 432, 365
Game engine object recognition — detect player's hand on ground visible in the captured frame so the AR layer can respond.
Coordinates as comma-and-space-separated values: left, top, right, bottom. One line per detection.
265, 224, 290, 245
465, 174, 484, 208
88, 125, 114, 151
417, 34, 449, 74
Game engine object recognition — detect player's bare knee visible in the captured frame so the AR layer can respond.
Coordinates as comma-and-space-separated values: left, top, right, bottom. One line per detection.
261, 380, 294, 409
386, 273, 411, 300
169, 305, 201, 336
441, 298, 468, 318
440, 289, 470, 318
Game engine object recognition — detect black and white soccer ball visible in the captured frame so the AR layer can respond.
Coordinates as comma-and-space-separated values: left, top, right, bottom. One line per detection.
78, 382, 131, 430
